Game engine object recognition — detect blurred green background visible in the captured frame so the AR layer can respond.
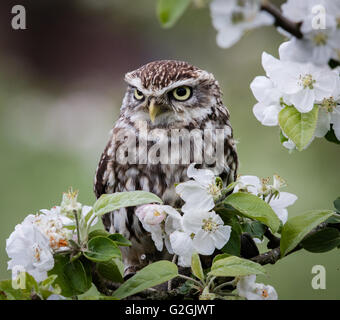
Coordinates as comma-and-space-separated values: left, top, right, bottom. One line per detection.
0, 0, 339, 299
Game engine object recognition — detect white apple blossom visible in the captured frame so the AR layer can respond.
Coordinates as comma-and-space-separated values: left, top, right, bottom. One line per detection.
250, 76, 283, 126
6, 201, 80, 282
169, 230, 195, 267
6, 218, 54, 282
279, 29, 340, 66
135, 204, 182, 252
167, 208, 231, 267
314, 75, 340, 139
32, 213, 72, 252
237, 275, 278, 300
234, 175, 297, 224
40, 206, 73, 227
182, 210, 231, 255
176, 163, 221, 212
280, 0, 340, 65
281, 0, 338, 28
262, 52, 338, 113
210, 0, 273, 48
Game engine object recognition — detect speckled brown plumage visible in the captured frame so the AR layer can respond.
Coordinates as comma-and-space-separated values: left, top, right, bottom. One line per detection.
94, 60, 238, 275
126, 60, 200, 91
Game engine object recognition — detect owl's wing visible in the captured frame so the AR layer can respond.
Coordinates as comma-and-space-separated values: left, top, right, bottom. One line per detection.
94, 140, 117, 231
94, 140, 115, 199
215, 104, 238, 186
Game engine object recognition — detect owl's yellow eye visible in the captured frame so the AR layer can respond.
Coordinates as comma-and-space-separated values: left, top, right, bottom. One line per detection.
172, 86, 192, 101
134, 88, 145, 101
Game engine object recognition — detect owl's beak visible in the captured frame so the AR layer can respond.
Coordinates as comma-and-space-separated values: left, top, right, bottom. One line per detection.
148, 98, 162, 123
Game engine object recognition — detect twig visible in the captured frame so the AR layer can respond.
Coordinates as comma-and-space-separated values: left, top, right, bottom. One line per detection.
178, 274, 203, 288
213, 280, 235, 293
251, 222, 334, 265
261, 1, 303, 39
74, 210, 81, 245
168, 255, 177, 291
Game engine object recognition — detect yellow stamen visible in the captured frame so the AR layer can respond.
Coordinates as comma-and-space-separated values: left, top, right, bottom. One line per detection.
262, 289, 269, 298
321, 97, 337, 113
313, 32, 328, 46
299, 74, 316, 90
202, 217, 218, 233
207, 183, 221, 197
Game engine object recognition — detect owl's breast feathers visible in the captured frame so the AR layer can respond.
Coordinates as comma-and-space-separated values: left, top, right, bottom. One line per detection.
95, 104, 237, 221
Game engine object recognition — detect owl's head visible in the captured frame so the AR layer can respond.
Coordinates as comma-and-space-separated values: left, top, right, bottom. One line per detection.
121, 60, 223, 126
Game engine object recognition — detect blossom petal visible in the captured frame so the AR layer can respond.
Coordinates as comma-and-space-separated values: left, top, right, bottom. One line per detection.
211, 225, 231, 249
193, 229, 216, 255
286, 89, 315, 113
186, 163, 215, 187
169, 231, 194, 266
253, 103, 281, 126
330, 108, 340, 141
315, 108, 331, 138
176, 180, 215, 212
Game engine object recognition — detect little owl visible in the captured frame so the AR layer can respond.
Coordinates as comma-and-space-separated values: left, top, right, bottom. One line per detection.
94, 60, 238, 276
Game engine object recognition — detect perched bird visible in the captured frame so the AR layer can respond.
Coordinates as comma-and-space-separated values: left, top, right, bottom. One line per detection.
94, 60, 238, 276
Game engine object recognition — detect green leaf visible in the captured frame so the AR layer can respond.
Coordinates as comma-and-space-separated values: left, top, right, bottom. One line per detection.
224, 192, 281, 233
48, 255, 76, 297
156, 0, 191, 28
209, 256, 265, 277
302, 227, 340, 253
113, 261, 178, 299
80, 295, 119, 300
88, 229, 110, 240
221, 216, 242, 256
280, 210, 334, 256
325, 126, 340, 145
241, 221, 266, 241
191, 253, 204, 282
278, 105, 318, 151
212, 253, 231, 265
108, 234, 132, 247
39, 275, 58, 290
83, 207, 94, 226
0, 272, 38, 300
325, 213, 340, 224
49, 255, 91, 297
0, 272, 59, 300
97, 259, 124, 283
84, 236, 121, 262
93, 191, 162, 217
0, 280, 30, 300
224, 181, 238, 193
64, 259, 92, 295
38, 275, 61, 300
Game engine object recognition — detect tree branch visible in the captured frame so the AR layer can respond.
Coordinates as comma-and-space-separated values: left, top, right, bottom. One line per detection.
92, 221, 339, 299
251, 222, 336, 265
260, 1, 303, 39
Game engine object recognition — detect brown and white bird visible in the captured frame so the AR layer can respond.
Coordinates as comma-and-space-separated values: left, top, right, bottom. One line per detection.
94, 60, 238, 276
